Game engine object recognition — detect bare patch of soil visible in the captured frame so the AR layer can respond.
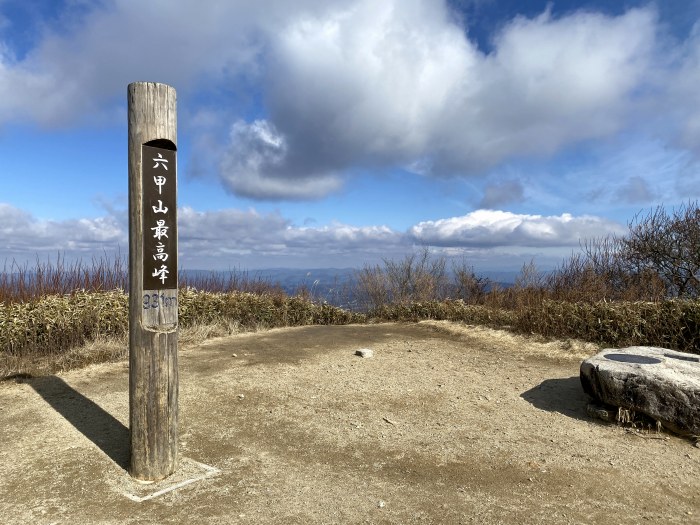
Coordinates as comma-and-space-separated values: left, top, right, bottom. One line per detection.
1, 322, 698, 524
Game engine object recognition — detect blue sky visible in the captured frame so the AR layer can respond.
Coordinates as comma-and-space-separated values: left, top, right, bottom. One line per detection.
0, 0, 699, 271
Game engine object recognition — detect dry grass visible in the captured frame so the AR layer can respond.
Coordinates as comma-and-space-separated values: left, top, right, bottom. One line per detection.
0, 287, 363, 380
528, 299, 700, 351
0, 253, 284, 304
0, 333, 128, 379
0, 318, 283, 379
0, 253, 128, 304
0, 289, 129, 360
418, 320, 599, 361
368, 298, 700, 354
356, 250, 700, 354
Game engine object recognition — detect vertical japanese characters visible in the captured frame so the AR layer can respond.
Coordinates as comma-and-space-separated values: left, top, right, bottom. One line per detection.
142, 145, 177, 290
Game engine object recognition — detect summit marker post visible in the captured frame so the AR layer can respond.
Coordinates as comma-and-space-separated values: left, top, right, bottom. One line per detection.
128, 82, 178, 481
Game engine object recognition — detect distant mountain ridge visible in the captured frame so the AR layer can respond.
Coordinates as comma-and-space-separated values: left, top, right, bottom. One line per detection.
181, 267, 517, 309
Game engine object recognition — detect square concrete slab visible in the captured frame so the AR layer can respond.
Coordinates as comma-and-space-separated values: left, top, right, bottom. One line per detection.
121, 458, 220, 502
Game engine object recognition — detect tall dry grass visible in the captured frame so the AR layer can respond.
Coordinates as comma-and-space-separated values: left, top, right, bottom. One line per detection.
0, 253, 128, 303
0, 255, 362, 379
353, 248, 700, 354
0, 288, 361, 354
0, 253, 286, 304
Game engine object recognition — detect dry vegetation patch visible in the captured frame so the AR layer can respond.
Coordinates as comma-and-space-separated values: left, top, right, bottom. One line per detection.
0, 289, 362, 379
418, 320, 600, 361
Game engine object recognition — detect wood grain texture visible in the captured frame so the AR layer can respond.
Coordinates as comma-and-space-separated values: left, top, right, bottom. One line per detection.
128, 82, 178, 481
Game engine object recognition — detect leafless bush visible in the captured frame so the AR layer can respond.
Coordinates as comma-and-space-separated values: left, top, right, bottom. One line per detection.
355, 264, 391, 311
383, 248, 450, 303
354, 248, 450, 310
451, 260, 490, 304
510, 260, 546, 308
544, 202, 698, 303
620, 202, 700, 298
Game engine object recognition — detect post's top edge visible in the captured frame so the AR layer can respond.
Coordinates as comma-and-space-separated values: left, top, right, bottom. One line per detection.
128, 81, 176, 91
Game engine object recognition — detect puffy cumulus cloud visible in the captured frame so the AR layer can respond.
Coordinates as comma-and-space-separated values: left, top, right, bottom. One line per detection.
284, 224, 400, 252
219, 120, 343, 199
264, 0, 476, 170
0, 0, 346, 126
177, 207, 408, 268
179, 206, 402, 258
178, 206, 292, 260
409, 210, 624, 248
0, 203, 404, 266
223, 2, 662, 197
0, 202, 125, 253
1, 0, 671, 200
0, 202, 625, 269
0, 200, 396, 262
434, 7, 656, 172
215, 0, 478, 198
253, 3, 658, 190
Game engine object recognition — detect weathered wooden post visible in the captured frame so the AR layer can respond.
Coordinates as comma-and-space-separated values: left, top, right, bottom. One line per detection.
128, 82, 178, 480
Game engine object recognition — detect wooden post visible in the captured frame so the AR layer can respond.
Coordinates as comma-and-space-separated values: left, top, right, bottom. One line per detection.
128, 82, 178, 481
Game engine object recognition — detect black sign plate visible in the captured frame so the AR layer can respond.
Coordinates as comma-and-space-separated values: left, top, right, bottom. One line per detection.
142, 144, 177, 290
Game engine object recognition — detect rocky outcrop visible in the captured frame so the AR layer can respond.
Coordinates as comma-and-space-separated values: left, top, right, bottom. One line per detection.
580, 346, 700, 436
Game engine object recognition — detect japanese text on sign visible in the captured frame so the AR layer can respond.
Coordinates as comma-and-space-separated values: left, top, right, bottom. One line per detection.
142, 145, 177, 290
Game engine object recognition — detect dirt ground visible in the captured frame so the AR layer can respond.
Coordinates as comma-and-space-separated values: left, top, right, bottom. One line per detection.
1, 321, 699, 524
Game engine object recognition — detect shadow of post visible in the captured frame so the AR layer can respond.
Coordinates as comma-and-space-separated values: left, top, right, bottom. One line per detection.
30, 376, 129, 470
520, 376, 591, 422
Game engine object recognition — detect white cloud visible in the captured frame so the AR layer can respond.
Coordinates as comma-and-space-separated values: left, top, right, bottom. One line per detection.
0, 1, 673, 200
669, 21, 700, 153
267, 0, 475, 164
439, 7, 656, 171
225, 2, 660, 197
0, 203, 125, 253
409, 210, 625, 248
0, 1, 346, 126
0, 202, 404, 266
283, 224, 400, 252
179, 206, 402, 258
178, 206, 289, 246
0, 201, 627, 269
218, 120, 342, 199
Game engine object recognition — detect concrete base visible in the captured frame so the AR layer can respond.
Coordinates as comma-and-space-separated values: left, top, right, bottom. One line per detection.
123, 458, 220, 502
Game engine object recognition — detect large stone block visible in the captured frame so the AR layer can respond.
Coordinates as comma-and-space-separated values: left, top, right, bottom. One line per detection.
580, 346, 700, 436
